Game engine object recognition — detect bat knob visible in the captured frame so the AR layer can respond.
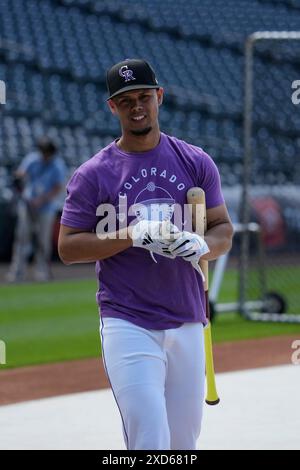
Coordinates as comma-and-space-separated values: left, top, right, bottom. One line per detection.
205, 398, 220, 406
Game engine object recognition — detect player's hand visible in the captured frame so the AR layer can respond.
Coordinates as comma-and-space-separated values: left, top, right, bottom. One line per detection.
131, 220, 180, 259
168, 231, 210, 263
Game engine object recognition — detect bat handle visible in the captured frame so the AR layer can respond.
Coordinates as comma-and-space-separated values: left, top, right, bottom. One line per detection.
204, 323, 220, 405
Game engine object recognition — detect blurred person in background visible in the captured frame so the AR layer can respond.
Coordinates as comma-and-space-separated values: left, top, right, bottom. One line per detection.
7, 136, 66, 282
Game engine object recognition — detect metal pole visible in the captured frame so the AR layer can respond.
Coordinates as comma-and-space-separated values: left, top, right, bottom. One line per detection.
240, 34, 255, 317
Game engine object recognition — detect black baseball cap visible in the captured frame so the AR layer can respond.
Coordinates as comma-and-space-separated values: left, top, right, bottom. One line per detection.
106, 59, 160, 100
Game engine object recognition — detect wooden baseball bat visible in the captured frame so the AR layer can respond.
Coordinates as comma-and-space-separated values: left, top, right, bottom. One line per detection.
187, 187, 220, 405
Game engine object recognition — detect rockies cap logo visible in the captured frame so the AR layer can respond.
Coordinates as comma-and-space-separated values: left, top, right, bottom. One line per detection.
119, 65, 136, 83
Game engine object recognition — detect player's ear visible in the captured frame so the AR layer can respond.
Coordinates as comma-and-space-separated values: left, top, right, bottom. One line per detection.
107, 99, 118, 116
157, 88, 164, 106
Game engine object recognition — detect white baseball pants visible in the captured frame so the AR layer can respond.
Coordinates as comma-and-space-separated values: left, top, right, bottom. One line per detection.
100, 317, 205, 450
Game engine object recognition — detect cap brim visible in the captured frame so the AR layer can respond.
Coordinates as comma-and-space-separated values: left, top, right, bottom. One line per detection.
107, 85, 160, 100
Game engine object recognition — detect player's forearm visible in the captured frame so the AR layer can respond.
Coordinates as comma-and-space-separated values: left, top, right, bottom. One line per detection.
58, 228, 133, 264
202, 222, 233, 261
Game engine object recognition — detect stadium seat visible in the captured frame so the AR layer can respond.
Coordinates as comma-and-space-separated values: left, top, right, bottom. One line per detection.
0, 0, 299, 185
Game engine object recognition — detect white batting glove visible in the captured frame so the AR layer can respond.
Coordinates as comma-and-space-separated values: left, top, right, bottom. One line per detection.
131, 220, 180, 259
168, 231, 210, 277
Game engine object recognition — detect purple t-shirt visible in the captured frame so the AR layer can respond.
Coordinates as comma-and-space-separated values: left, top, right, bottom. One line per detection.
61, 133, 224, 330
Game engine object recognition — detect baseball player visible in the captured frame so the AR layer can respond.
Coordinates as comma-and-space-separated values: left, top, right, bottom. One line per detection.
58, 59, 233, 450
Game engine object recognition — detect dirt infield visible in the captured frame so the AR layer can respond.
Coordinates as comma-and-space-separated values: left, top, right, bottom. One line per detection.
0, 334, 298, 406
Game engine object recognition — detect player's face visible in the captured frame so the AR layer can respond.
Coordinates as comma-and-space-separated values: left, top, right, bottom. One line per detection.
109, 88, 163, 136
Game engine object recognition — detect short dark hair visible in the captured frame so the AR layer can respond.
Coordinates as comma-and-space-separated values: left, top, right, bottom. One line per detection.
37, 136, 57, 155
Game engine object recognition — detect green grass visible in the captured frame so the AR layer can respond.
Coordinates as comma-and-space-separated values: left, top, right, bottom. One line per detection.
215, 266, 300, 313
213, 312, 300, 343
0, 268, 300, 369
0, 279, 100, 369
212, 266, 300, 342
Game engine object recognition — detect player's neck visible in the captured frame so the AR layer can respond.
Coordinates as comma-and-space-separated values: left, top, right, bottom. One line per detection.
117, 126, 161, 153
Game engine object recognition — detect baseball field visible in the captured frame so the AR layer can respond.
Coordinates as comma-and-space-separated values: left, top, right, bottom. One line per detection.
1, 266, 300, 370
1, 0, 300, 451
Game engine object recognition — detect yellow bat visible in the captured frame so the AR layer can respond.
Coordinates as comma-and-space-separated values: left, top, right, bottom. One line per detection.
187, 187, 220, 405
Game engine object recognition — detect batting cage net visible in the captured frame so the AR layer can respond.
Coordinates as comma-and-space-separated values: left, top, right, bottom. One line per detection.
240, 32, 300, 322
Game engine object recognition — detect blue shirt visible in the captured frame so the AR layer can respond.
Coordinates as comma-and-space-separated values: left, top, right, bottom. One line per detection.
19, 151, 66, 214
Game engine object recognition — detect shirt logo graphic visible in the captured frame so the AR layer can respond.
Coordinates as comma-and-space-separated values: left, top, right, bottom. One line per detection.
119, 65, 136, 83
132, 183, 175, 222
